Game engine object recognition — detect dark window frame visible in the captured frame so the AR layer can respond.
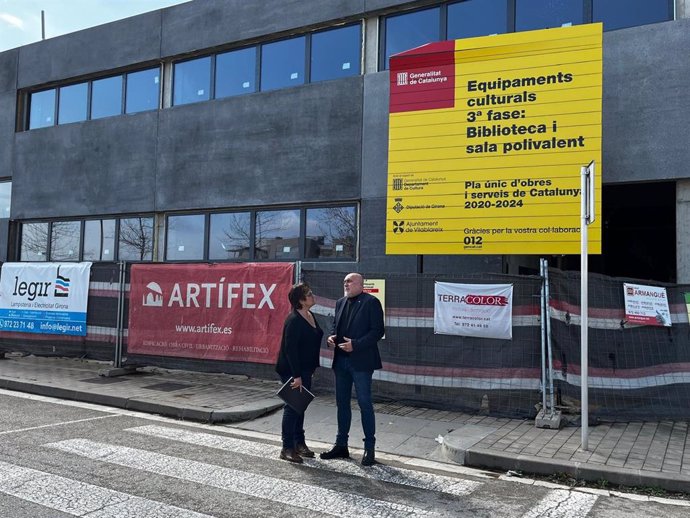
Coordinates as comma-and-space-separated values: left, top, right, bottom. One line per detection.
27, 87, 57, 130
164, 212, 208, 261
171, 55, 214, 107
124, 66, 162, 115
309, 22, 363, 83
215, 45, 259, 99
259, 34, 308, 92
89, 74, 125, 120
56, 81, 89, 125
82, 218, 117, 262
208, 210, 253, 262
48, 220, 82, 262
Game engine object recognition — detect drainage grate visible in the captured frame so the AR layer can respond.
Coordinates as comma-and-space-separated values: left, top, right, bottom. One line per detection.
80, 377, 129, 384
142, 382, 195, 392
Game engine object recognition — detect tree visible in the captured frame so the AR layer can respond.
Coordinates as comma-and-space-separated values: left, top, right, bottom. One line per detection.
119, 218, 154, 261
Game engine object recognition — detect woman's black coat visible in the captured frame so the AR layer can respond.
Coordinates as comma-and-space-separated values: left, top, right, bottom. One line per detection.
275, 310, 323, 378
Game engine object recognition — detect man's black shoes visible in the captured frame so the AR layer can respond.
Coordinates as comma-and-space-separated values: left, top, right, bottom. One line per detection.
295, 443, 315, 458
319, 445, 350, 460
280, 448, 303, 464
361, 449, 376, 466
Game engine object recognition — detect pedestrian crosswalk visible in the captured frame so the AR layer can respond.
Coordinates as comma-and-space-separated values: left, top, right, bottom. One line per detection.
0, 424, 603, 518
0, 460, 212, 518
129, 424, 482, 497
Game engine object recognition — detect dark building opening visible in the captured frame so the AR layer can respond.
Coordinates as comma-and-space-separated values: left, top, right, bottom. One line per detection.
556, 182, 676, 282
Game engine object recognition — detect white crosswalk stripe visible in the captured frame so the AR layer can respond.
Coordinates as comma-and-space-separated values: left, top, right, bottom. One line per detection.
523, 489, 598, 518
0, 460, 212, 518
47, 438, 439, 518
128, 424, 482, 497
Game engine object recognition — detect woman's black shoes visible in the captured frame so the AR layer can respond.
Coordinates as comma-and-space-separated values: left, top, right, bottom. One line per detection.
319, 445, 350, 460
295, 443, 315, 458
280, 448, 303, 463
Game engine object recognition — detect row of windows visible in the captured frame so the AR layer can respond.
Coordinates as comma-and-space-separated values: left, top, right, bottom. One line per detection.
24, 1, 673, 129
29, 68, 160, 129
26, 23, 360, 129
174, 24, 361, 106
21, 217, 155, 262
382, 0, 674, 68
19, 205, 357, 263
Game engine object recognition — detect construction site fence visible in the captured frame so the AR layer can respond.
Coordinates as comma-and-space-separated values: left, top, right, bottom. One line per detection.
1, 262, 688, 421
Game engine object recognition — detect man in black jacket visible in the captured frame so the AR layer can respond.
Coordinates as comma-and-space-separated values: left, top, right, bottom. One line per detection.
320, 272, 385, 466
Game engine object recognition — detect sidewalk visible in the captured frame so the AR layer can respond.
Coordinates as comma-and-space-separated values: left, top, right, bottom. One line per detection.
1, 354, 689, 494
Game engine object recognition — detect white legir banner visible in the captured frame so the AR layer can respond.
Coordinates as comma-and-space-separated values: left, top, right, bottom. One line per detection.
623, 283, 671, 327
434, 282, 513, 339
0, 262, 92, 336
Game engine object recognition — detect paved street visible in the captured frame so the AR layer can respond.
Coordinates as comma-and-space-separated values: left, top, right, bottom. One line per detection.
0, 390, 687, 517
1, 355, 690, 496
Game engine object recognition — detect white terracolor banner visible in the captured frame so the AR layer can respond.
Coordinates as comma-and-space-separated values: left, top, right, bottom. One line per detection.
434, 282, 513, 339
0, 262, 92, 336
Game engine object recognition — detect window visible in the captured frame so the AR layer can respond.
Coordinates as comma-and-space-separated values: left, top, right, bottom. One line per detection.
83, 219, 116, 261
261, 37, 306, 91
0, 182, 11, 219
118, 217, 154, 261
209, 212, 251, 260
306, 206, 356, 259
255, 210, 300, 259
91, 76, 123, 120
515, 0, 584, 31
383, 7, 441, 70
58, 83, 88, 124
29, 89, 56, 129
50, 221, 81, 261
125, 68, 160, 114
166, 214, 205, 260
593, 0, 673, 31
311, 25, 361, 83
173, 57, 211, 106
216, 47, 257, 98
21, 222, 49, 261
448, 0, 509, 39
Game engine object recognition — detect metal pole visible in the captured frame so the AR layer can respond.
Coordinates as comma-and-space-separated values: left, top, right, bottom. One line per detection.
295, 260, 302, 283
114, 261, 125, 368
580, 166, 589, 450
539, 258, 547, 415
544, 259, 555, 415
41, 11, 45, 40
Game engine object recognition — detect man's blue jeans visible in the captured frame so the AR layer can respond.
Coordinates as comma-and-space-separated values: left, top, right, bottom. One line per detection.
334, 356, 376, 450
280, 372, 312, 449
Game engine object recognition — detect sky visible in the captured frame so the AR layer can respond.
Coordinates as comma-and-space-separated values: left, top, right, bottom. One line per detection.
0, 0, 190, 52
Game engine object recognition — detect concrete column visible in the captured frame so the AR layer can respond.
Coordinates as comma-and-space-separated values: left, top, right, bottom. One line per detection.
161, 61, 173, 109
364, 16, 379, 74
678, 0, 689, 19
676, 180, 690, 282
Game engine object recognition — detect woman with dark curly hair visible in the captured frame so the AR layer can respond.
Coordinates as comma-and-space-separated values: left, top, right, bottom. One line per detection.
275, 283, 323, 463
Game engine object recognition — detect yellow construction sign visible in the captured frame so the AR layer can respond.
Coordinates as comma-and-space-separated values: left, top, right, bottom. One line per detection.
386, 24, 602, 255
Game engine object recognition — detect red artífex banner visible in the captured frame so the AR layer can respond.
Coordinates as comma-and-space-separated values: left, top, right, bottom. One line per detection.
128, 263, 294, 363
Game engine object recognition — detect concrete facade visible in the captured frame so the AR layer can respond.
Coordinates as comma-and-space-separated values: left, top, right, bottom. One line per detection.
0, 0, 684, 277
